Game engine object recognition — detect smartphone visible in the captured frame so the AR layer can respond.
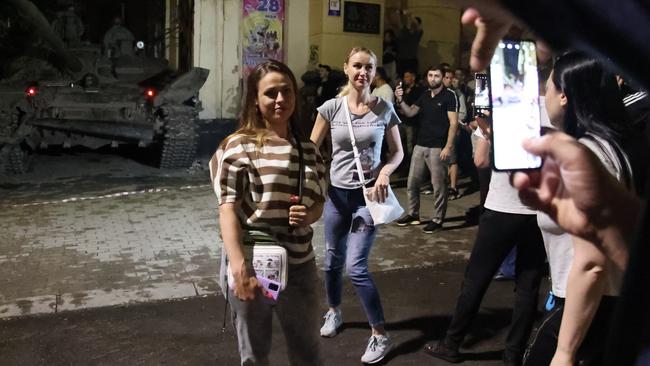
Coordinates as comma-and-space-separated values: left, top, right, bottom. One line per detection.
257, 275, 281, 304
474, 73, 490, 118
487, 39, 542, 171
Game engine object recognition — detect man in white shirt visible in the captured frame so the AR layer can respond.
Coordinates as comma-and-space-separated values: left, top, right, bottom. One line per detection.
371, 67, 394, 104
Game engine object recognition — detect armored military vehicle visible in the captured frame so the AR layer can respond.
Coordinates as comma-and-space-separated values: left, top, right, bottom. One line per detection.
0, 0, 209, 174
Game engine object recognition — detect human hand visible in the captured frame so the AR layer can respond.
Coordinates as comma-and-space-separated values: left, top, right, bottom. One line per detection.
440, 146, 452, 161
230, 261, 259, 301
511, 132, 631, 243
289, 204, 309, 227
369, 173, 390, 203
476, 114, 491, 138
459, 3, 552, 72
549, 349, 574, 366
394, 84, 404, 102
459, 4, 513, 72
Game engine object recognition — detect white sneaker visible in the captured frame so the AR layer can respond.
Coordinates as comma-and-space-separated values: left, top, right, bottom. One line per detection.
320, 309, 342, 337
361, 334, 393, 364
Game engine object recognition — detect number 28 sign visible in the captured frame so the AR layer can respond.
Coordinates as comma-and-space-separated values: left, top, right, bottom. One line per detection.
242, 0, 285, 77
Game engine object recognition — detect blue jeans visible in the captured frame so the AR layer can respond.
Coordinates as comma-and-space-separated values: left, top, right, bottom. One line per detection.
498, 246, 517, 278
323, 185, 385, 327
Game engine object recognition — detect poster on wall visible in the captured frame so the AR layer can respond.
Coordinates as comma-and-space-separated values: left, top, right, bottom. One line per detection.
328, 0, 341, 16
243, 0, 285, 77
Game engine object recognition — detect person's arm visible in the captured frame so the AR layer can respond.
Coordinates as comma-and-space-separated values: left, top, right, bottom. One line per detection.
440, 111, 458, 160
396, 100, 420, 117
219, 203, 258, 301
473, 130, 490, 168
552, 236, 608, 366
310, 113, 330, 148
395, 86, 421, 117
458, 93, 468, 123
370, 123, 403, 203
473, 114, 491, 169
512, 133, 641, 270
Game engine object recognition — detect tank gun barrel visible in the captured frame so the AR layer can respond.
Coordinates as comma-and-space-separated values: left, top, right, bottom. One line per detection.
6, 0, 84, 74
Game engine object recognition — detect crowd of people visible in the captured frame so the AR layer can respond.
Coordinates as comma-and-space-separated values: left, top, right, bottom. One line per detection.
210, 1, 650, 365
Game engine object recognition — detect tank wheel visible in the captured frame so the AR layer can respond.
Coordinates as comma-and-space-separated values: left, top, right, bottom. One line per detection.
6, 145, 31, 174
159, 111, 199, 169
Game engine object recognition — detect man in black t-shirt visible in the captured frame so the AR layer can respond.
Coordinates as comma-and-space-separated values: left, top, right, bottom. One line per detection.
395, 69, 425, 178
316, 64, 341, 108
394, 65, 458, 233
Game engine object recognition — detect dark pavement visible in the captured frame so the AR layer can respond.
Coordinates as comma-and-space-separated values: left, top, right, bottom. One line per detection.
0, 146, 550, 365
0, 261, 546, 365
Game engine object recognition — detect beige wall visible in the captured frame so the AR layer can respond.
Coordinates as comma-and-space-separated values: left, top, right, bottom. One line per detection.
191, 0, 464, 120
285, 0, 310, 85
193, 0, 242, 119
193, 0, 311, 120
310, 0, 385, 70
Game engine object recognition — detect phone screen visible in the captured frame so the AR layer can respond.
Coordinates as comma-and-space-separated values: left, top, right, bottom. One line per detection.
490, 40, 541, 171
474, 74, 490, 110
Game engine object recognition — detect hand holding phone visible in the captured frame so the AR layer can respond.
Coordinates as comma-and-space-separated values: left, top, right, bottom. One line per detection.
257, 275, 281, 304
478, 40, 542, 171
474, 73, 490, 118
395, 82, 404, 102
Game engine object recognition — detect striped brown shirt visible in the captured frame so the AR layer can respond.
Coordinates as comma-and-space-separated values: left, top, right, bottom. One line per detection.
210, 133, 327, 264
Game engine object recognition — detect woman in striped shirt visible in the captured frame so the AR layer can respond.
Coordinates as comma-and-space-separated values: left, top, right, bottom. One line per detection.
210, 60, 327, 365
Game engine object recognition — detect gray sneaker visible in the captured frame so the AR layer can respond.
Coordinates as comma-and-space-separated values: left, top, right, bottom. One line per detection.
361, 334, 393, 364
320, 309, 342, 337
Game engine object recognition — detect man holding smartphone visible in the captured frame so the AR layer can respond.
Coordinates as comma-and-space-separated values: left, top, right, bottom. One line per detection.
394, 65, 458, 233
395, 69, 425, 178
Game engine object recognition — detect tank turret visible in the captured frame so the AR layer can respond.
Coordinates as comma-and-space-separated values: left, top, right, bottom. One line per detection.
6, 0, 83, 76
0, 0, 209, 174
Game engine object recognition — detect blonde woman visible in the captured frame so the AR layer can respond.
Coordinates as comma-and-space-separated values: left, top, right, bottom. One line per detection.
311, 47, 403, 364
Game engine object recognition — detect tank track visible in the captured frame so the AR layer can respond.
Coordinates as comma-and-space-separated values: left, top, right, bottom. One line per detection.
6, 145, 30, 174
159, 109, 199, 169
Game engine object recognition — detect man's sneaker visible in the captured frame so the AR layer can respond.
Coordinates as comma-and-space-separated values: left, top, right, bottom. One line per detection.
448, 187, 461, 200
320, 309, 342, 337
395, 214, 420, 226
423, 341, 461, 363
361, 334, 393, 364
423, 221, 443, 233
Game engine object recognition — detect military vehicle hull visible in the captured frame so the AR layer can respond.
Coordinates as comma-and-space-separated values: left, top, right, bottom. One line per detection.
0, 0, 209, 174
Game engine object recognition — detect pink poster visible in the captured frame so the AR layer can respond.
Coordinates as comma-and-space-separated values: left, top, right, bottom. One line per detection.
242, 0, 285, 77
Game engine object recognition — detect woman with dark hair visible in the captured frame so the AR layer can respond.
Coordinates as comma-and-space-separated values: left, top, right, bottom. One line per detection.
209, 59, 327, 365
311, 46, 403, 364
523, 51, 637, 366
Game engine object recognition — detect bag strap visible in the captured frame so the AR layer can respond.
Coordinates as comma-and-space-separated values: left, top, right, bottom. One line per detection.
290, 127, 305, 203
342, 97, 368, 188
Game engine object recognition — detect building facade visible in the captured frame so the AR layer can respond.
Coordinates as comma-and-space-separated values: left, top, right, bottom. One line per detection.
191, 0, 467, 121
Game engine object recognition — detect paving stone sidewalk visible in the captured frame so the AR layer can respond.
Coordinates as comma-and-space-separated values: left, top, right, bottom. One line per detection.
0, 151, 480, 318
